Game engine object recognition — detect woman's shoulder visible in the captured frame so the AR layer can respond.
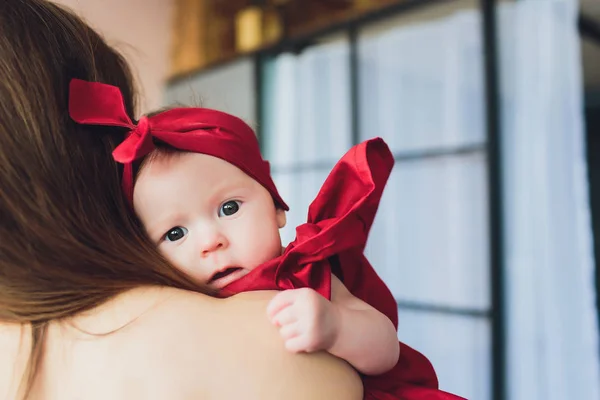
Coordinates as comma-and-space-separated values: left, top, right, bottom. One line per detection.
76, 287, 362, 400
26, 287, 277, 398
107, 287, 282, 352
26, 287, 362, 399
40, 288, 279, 397
103, 286, 279, 343
67, 286, 275, 335
114, 287, 291, 374
61, 286, 282, 364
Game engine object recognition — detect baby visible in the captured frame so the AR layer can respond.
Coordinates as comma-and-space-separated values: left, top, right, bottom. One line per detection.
130, 130, 399, 376
69, 78, 465, 400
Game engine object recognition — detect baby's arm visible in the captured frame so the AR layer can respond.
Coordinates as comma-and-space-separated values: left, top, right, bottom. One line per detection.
328, 275, 399, 375
266, 275, 399, 376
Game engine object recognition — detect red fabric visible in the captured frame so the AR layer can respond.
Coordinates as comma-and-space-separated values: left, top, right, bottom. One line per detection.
69, 79, 465, 400
221, 139, 465, 400
68, 79, 288, 210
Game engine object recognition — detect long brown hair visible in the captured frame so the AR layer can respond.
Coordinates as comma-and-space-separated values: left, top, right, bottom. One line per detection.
0, 0, 203, 396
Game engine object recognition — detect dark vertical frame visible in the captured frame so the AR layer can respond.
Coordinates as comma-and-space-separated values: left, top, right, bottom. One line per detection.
580, 14, 600, 44
579, 12, 600, 359
585, 101, 600, 361
349, 27, 360, 146
480, 1, 505, 400
254, 53, 265, 152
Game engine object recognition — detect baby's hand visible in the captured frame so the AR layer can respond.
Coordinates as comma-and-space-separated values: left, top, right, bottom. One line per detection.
266, 288, 340, 353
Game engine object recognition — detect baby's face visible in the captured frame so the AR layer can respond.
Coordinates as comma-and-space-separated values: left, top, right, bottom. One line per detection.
133, 152, 286, 290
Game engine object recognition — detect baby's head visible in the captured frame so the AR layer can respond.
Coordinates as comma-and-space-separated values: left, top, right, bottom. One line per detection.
133, 144, 287, 290
68, 80, 287, 289
69, 79, 288, 290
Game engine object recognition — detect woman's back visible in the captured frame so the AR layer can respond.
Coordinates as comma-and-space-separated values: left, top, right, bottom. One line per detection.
1, 288, 363, 400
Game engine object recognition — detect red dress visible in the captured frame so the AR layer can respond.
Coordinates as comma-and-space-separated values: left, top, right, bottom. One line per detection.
221, 138, 466, 400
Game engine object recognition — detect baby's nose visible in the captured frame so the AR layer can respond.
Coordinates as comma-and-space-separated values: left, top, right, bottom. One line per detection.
199, 230, 228, 257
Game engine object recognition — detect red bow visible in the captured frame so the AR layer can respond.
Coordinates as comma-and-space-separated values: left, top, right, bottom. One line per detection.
112, 116, 153, 163
68, 79, 288, 210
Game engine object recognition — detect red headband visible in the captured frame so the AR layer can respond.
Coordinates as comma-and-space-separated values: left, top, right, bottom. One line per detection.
68, 79, 288, 211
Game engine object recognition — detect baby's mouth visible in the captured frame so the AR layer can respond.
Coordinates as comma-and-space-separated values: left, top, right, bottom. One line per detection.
208, 267, 245, 289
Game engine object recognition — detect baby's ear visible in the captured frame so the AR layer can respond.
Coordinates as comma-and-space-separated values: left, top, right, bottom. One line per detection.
276, 208, 286, 229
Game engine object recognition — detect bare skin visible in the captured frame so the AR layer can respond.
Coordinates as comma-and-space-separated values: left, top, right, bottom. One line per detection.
0, 287, 363, 400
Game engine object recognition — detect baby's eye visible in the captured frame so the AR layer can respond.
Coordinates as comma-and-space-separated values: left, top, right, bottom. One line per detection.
219, 200, 241, 217
164, 226, 188, 242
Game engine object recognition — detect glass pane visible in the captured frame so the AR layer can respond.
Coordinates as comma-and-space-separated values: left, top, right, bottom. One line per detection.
262, 39, 352, 168
366, 152, 490, 310
164, 57, 256, 125
358, 10, 485, 152
273, 167, 333, 246
398, 310, 491, 400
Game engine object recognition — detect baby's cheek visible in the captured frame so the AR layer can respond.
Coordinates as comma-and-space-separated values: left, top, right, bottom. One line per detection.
245, 238, 281, 269
161, 248, 193, 275
237, 218, 282, 268
265, 232, 285, 261
173, 257, 208, 284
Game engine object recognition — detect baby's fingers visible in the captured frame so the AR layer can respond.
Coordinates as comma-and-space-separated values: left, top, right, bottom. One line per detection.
266, 289, 299, 320
279, 323, 300, 341
271, 305, 298, 327
284, 335, 312, 353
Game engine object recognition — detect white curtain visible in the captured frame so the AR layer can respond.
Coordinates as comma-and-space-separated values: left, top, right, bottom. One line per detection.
499, 1, 600, 399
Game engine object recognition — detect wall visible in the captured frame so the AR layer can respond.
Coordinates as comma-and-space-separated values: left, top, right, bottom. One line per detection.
54, 0, 173, 113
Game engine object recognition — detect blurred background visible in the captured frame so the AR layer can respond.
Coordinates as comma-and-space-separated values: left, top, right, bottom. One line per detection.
55, 0, 600, 399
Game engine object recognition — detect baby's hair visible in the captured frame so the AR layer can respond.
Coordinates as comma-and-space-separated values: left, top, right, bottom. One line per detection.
134, 140, 183, 181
